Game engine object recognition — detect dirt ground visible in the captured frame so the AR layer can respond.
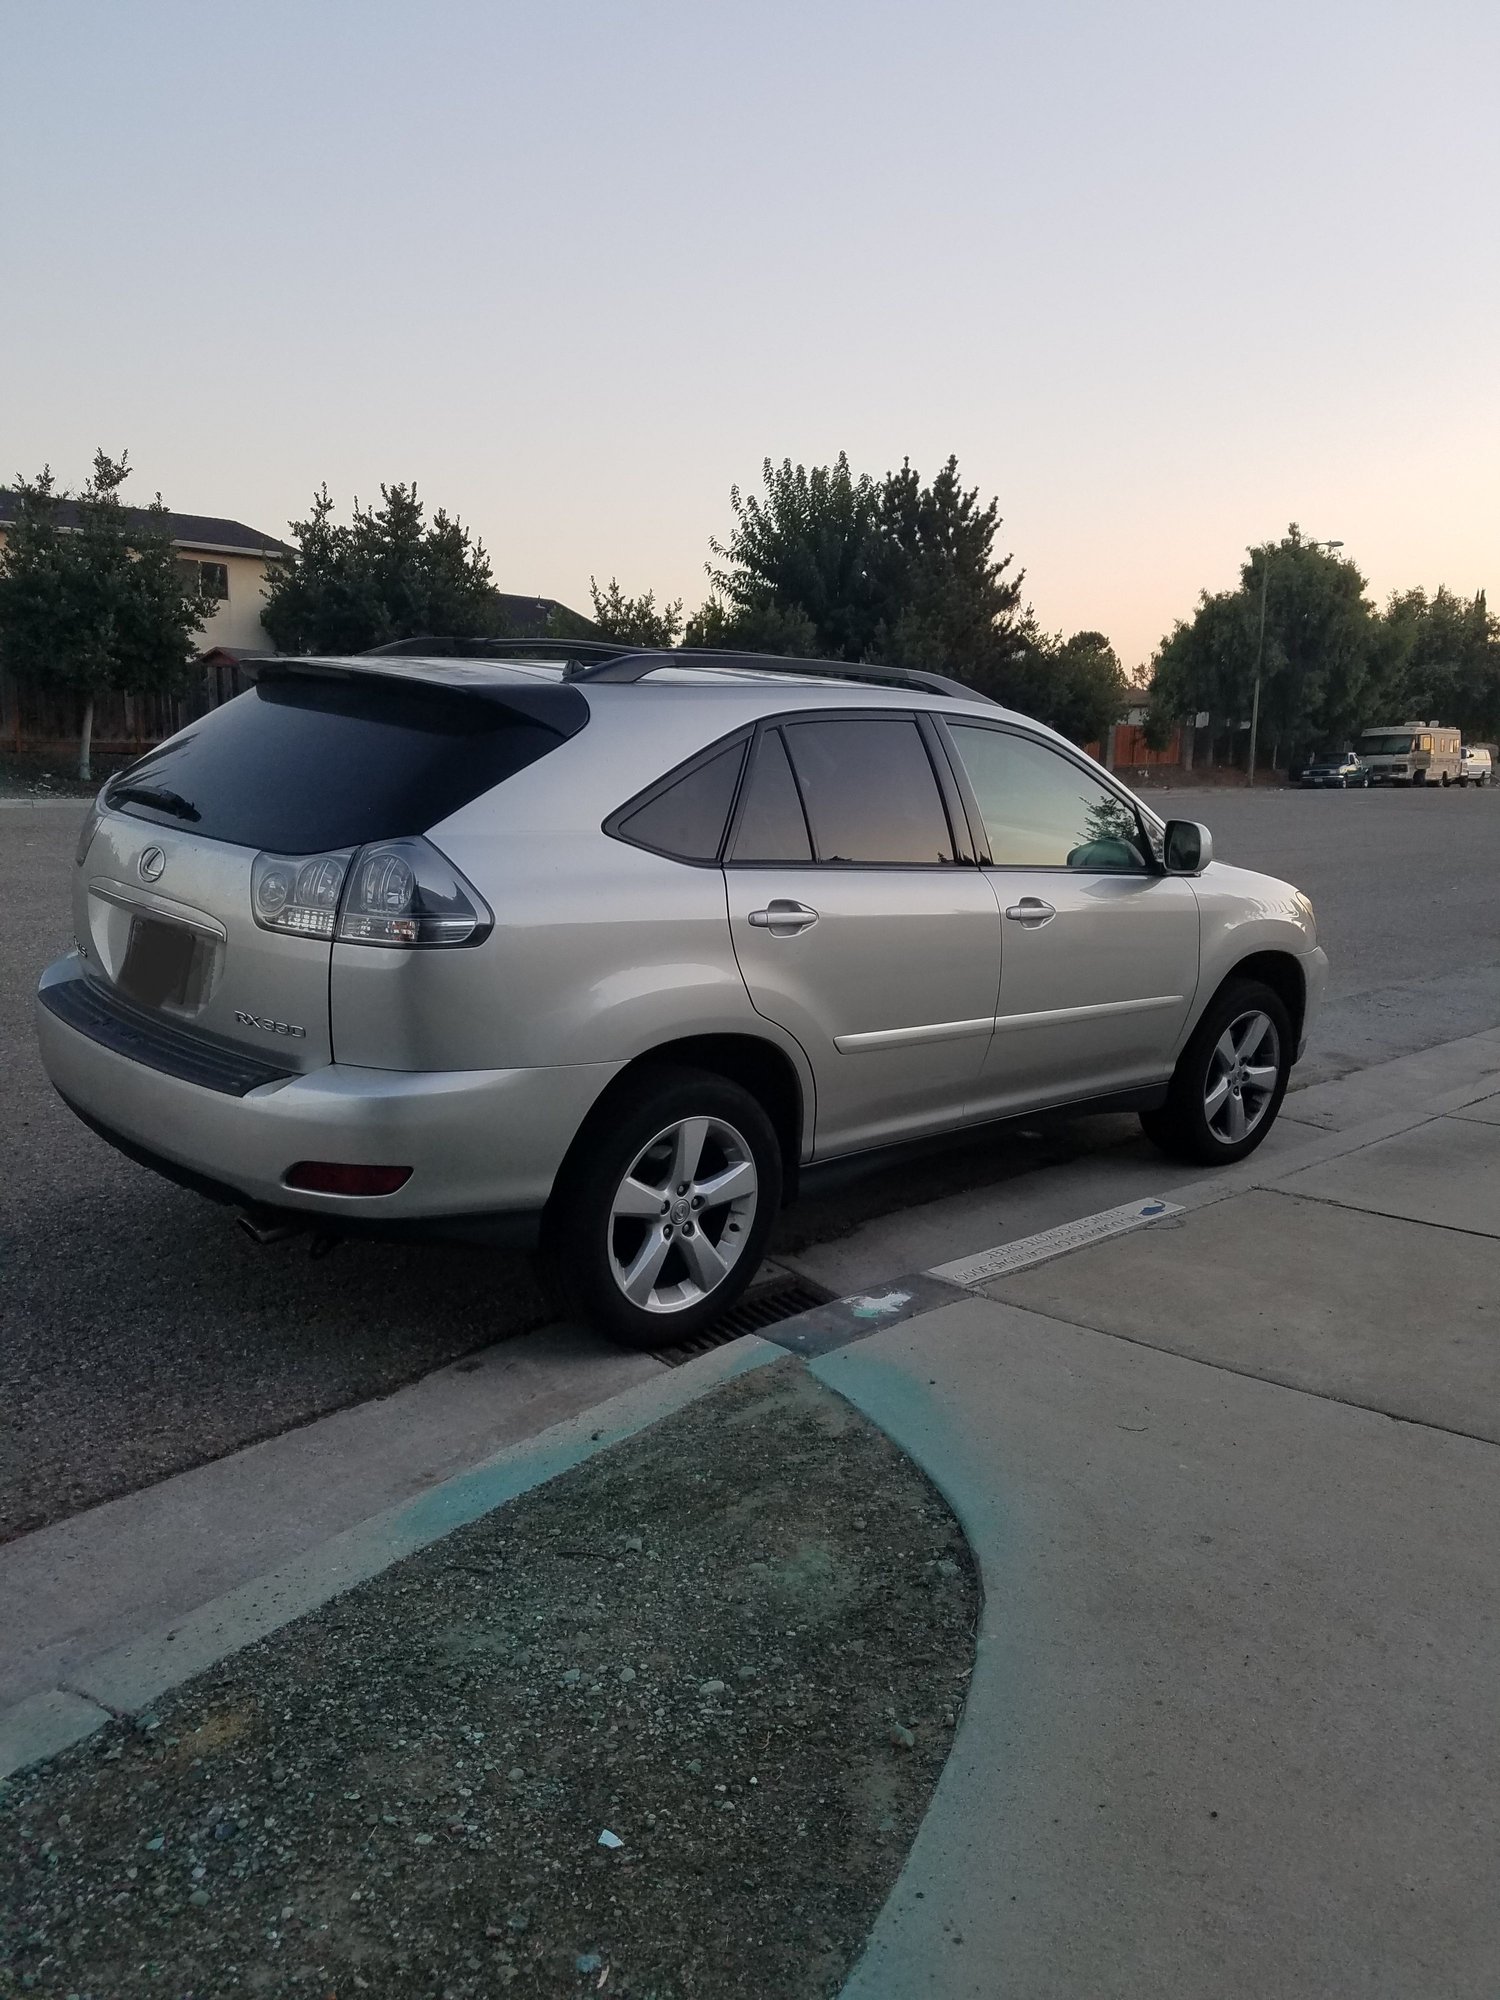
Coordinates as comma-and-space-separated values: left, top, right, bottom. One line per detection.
0, 1360, 979, 1999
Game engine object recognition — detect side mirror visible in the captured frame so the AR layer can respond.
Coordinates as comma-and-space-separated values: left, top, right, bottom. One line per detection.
1163, 819, 1213, 875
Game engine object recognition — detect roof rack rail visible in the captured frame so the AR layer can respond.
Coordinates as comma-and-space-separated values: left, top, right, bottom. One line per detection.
360, 635, 630, 664
573, 647, 993, 704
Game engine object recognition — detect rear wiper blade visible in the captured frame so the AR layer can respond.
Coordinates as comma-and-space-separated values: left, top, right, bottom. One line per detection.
109, 783, 201, 822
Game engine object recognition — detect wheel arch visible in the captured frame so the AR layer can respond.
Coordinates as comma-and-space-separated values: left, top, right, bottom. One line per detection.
1210, 950, 1307, 1053
554, 1033, 808, 1203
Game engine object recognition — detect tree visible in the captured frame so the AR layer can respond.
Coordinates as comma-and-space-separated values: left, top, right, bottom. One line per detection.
1146, 528, 1380, 768
682, 593, 818, 655
1378, 587, 1500, 740
0, 452, 213, 780
695, 451, 1040, 686
588, 576, 683, 648
870, 456, 1027, 689
1007, 629, 1130, 748
704, 454, 884, 661
261, 483, 494, 654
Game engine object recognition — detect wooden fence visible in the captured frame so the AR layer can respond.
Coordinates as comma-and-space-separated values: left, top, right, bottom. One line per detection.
1082, 722, 1185, 770
0, 655, 256, 759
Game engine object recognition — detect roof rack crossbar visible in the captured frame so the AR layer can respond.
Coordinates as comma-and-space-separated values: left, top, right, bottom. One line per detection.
573, 649, 993, 703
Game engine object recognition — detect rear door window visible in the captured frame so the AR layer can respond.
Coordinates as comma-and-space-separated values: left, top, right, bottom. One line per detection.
729, 728, 814, 862
780, 718, 955, 865
105, 672, 582, 852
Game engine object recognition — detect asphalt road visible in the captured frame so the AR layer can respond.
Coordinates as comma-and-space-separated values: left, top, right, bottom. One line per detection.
4, 785, 1498, 1542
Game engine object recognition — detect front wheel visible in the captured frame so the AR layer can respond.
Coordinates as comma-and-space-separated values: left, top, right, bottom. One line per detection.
542, 1065, 782, 1348
1140, 979, 1294, 1166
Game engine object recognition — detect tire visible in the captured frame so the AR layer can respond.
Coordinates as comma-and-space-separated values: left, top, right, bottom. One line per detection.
1139, 978, 1294, 1167
541, 1064, 783, 1349
1441, 773, 1451, 788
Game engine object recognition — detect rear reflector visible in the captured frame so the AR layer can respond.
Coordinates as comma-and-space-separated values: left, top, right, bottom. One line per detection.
284, 1162, 412, 1197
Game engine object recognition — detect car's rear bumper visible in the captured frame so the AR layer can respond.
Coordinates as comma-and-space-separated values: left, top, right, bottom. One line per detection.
36, 954, 620, 1222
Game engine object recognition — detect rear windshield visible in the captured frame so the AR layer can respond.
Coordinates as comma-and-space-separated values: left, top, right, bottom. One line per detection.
106, 674, 580, 852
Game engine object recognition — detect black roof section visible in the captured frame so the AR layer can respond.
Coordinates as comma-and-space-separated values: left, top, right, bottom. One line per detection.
0, 490, 292, 558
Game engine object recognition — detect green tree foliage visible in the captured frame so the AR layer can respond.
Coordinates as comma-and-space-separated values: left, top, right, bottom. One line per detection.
683, 593, 818, 656
1147, 530, 1500, 762
1379, 586, 1500, 740
261, 483, 494, 654
0, 451, 212, 779
1147, 528, 1380, 764
1007, 629, 1131, 749
588, 576, 683, 648
692, 453, 1119, 731
704, 455, 884, 661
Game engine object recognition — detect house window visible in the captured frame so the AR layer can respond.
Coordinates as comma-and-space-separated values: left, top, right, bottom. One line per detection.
177, 558, 229, 600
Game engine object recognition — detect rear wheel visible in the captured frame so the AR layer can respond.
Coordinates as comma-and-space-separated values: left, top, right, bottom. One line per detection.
1140, 979, 1293, 1166
542, 1065, 782, 1348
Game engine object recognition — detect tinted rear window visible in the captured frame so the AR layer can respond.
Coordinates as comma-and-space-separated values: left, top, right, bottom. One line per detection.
614, 740, 748, 862
730, 728, 813, 862
782, 718, 955, 865
106, 675, 578, 852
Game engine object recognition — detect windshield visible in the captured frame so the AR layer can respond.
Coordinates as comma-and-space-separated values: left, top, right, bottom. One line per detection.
1360, 733, 1413, 756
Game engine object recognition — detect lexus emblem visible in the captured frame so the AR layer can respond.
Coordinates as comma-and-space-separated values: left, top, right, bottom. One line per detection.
138, 846, 166, 883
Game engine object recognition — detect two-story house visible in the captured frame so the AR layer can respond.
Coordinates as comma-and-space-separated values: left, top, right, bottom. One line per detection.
0, 493, 291, 653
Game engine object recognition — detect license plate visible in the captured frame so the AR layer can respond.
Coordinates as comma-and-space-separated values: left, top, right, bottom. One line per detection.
118, 916, 199, 1009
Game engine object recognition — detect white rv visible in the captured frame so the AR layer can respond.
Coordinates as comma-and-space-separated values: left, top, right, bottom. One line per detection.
1358, 722, 1462, 786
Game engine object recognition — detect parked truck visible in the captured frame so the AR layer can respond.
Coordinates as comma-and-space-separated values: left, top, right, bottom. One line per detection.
1358, 722, 1462, 786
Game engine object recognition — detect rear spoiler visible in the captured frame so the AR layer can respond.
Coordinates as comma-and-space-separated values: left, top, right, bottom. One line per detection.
254, 655, 591, 737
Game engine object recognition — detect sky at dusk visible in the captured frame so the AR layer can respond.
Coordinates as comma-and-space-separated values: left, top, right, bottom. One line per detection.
3, 0, 1496, 671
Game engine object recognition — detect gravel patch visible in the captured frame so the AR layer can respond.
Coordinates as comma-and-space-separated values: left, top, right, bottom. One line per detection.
0, 1360, 979, 1998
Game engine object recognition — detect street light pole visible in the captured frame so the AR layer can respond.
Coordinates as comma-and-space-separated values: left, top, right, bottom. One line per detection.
1244, 538, 1342, 787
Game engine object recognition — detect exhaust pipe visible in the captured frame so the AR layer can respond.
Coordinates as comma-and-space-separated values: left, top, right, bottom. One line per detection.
236, 1206, 305, 1247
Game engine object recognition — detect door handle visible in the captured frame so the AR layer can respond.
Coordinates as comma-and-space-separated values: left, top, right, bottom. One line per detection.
1004, 897, 1056, 927
748, 899, 819, 935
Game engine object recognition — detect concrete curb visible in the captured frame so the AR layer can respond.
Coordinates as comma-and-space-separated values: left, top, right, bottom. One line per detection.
0, 1336, 783, 1781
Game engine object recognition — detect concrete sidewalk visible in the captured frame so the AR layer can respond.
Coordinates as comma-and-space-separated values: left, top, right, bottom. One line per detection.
3, 1037, 1499, 1995
822, 1070, 1500, 1996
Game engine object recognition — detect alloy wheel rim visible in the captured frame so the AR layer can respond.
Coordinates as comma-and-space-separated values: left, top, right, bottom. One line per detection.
1204, 1010, 1280, 1145
605, 1115, 759, 1315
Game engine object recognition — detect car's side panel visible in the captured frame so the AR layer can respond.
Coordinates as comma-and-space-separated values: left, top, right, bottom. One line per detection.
966, 870, 1200, 1119
331, 829, 820, 1154
724, 864, 1002, 1157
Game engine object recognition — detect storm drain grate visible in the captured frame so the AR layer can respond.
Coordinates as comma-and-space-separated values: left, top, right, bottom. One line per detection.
650, 1275, 835, 1367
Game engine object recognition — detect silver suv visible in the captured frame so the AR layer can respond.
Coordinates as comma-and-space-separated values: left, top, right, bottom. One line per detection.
37, 644, 1328, 1345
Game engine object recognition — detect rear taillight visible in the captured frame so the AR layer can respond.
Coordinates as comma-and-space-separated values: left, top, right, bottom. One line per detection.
252, 852, 349, 937
250, 837, 490, 948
